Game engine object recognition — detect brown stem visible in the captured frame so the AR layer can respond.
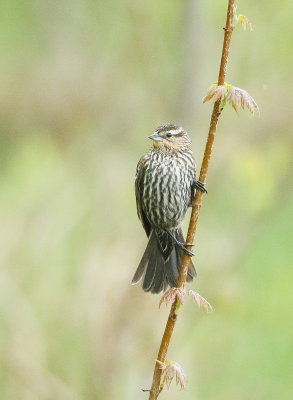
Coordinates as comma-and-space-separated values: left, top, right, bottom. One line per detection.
148, 1, 235, 399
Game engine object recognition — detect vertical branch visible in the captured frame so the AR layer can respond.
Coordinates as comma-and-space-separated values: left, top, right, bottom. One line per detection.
148, 1, 235, 399
218, 0, 235, 86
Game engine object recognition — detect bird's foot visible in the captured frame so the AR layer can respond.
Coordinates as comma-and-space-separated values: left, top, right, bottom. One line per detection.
176, 242, 194, 257
193, 180, 208, 193
169, 234, 195, 256
181, 247, 194, 257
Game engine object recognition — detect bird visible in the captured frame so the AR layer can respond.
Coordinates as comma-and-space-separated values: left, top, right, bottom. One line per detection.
132, 123, 206, 294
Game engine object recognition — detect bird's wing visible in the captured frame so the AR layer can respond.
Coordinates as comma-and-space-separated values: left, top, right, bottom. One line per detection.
135, 154, 152, 237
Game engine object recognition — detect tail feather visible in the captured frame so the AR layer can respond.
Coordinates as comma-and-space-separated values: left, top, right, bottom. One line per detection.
165, 249, 179, 287
142, 242, 158, 291
151, 256, 166, 293
132, 229, 196, 294
131, 234, 153, 284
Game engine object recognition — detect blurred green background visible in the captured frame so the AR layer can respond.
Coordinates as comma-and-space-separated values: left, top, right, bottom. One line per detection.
0, 1, 292, 399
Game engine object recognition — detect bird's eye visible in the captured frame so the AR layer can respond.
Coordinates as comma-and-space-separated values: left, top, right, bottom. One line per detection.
166, 133, 172, 138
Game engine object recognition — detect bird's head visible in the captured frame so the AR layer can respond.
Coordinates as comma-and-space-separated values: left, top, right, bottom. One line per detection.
148, 123, 191, 152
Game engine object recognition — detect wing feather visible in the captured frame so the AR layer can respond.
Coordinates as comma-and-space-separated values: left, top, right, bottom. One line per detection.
135, 154, 152, 237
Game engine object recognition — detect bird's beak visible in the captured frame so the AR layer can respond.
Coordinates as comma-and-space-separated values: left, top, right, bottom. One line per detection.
148, 132, 163, 142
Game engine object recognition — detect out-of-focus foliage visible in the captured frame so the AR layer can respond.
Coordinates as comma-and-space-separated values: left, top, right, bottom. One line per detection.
0, 1, 292, 400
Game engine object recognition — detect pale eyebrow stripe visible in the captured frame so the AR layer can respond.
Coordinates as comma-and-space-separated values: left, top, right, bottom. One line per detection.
171, 128, 183, 136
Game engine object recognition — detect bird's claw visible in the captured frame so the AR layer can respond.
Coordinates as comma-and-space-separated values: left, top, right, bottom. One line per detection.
183, 248, 194, 257
168, 233, 195, 256
193, 180, 208, 194
176, 242, 194, 257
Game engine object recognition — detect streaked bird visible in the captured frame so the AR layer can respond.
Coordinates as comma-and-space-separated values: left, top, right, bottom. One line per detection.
132, 123, 206, 294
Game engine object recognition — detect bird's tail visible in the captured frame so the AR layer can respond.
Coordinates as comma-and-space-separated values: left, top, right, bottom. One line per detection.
132, 229, 196, 294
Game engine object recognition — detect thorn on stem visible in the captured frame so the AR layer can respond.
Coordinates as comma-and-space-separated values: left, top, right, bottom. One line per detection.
223, 27, 233, 33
